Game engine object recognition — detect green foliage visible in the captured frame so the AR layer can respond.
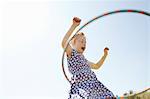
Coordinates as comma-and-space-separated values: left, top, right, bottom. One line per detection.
125, 91, 150, 99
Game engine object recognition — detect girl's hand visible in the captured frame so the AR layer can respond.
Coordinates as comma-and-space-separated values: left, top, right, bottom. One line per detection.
104, 47, 109, 55
72, 17, 81, 27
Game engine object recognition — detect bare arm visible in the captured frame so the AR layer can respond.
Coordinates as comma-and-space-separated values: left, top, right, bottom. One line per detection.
61, 17, 81, 56
61, 24, 77, 48
88, 47, 109, 70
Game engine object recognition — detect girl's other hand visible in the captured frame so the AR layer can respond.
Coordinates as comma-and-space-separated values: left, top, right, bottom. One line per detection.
73, 17, 81, 27
104, 47, 109, 55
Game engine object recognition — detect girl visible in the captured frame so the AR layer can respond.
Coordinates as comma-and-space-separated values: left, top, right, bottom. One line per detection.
62, 17, 114, 99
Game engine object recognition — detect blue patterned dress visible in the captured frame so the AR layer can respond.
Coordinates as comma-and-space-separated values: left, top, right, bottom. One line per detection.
67, 49, 114, 99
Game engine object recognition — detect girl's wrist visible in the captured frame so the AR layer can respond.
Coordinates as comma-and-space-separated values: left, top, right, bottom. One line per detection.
71, 24, 77, 29
104, 53, 108, 56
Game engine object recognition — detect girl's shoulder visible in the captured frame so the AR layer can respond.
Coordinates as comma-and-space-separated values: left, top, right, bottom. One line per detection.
67, 48, 78, 59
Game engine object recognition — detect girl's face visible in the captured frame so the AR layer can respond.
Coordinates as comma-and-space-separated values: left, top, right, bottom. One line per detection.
74, 34, 86, 53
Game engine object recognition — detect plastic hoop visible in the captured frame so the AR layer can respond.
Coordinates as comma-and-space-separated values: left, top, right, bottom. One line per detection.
62, 9, 150, 84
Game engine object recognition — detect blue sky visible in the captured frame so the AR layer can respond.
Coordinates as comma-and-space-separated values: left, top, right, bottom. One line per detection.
0, 0, 149, 99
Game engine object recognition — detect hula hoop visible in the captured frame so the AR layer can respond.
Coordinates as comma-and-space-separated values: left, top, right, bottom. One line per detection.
62, 9, 150, 84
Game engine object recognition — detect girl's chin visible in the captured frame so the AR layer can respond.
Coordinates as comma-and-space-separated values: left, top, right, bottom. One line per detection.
77, 50, 83, 53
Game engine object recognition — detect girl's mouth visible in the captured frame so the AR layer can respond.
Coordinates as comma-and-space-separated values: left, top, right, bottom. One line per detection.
81, 47, 85, 51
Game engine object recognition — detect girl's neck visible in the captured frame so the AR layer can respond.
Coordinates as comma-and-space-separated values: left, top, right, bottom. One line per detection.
72, 44, 83, 54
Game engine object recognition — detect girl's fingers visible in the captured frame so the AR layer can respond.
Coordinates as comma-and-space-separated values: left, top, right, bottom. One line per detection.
104, 47, 109, 51
73, 17, 81, 23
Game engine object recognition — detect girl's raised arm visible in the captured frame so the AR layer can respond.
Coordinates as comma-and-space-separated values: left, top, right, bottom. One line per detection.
88, 47, 109, 70
61, 17, 81, 57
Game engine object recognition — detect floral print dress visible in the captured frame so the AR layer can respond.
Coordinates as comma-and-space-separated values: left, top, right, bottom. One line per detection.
67, 49, 114, 99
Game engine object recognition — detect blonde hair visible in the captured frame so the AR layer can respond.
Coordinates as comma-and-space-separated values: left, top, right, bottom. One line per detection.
70, 32, 84, 45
